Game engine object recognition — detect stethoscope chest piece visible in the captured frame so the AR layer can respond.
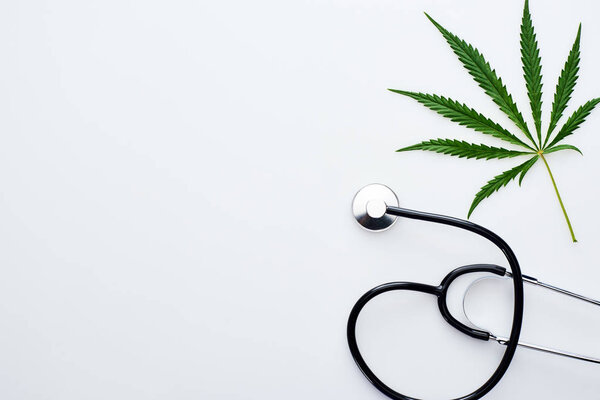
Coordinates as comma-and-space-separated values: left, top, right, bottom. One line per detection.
352, 183, 399, 231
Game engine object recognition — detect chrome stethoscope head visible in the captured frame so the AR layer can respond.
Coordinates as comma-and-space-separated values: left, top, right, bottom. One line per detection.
352, 183, 399, 231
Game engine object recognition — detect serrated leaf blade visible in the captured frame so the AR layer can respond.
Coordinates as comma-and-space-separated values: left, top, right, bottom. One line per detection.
520, 0, 543, 145
518, 154, 538, 185
397, 139, 531, 160
544, 144, 583, 155
545, 24, 581, 146
389, 90, 534, 149
425, 13, 536, 148
468, 156, 539, 217
546, 98, 600, 148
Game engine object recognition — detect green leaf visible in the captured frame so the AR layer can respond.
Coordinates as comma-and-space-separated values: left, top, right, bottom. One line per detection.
544, 144, 583, 155
544, 24, 581, 147
468, 156, 539, 217
520, 0, 543, 146
425, 13, 536, 148
518, 154, 538, 185
546, 98, 600, 148
397, 139, 531, 160
388, 90, 534, 150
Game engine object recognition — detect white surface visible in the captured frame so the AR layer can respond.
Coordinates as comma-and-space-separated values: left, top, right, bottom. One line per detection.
1, 0, 599, 399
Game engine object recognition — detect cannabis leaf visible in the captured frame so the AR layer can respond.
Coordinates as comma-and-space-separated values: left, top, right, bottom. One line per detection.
520, 0, 543, 146
424, 12, 536, 147
468, 156, 539, 218
391, 0, 599, 242
388, 91, 534, 149
545, 24, 581, 147
546, 98, 600, 148
397, 139, 531, 160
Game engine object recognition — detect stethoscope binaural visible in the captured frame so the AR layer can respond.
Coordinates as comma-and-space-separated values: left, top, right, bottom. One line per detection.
348, 183, 599, 400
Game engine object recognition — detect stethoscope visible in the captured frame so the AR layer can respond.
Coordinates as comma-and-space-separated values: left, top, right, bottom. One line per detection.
348, 183, 599, 400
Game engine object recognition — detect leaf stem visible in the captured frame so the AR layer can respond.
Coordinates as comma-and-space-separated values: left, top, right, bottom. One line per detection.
540, 153, 577, 242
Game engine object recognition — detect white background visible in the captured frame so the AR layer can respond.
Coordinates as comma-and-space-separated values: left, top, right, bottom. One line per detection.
1, 0, 599, 399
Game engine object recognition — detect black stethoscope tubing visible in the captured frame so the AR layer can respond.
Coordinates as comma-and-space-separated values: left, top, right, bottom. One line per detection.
347, 205, 525, 400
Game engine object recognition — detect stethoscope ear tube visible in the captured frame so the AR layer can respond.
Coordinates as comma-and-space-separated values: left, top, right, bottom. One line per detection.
436, 264, 507, 341
348, 184, 525, 400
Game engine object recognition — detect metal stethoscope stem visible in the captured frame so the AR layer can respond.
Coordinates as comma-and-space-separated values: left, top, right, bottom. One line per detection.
507, 271, 600, 307
466, 272, 600, 364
